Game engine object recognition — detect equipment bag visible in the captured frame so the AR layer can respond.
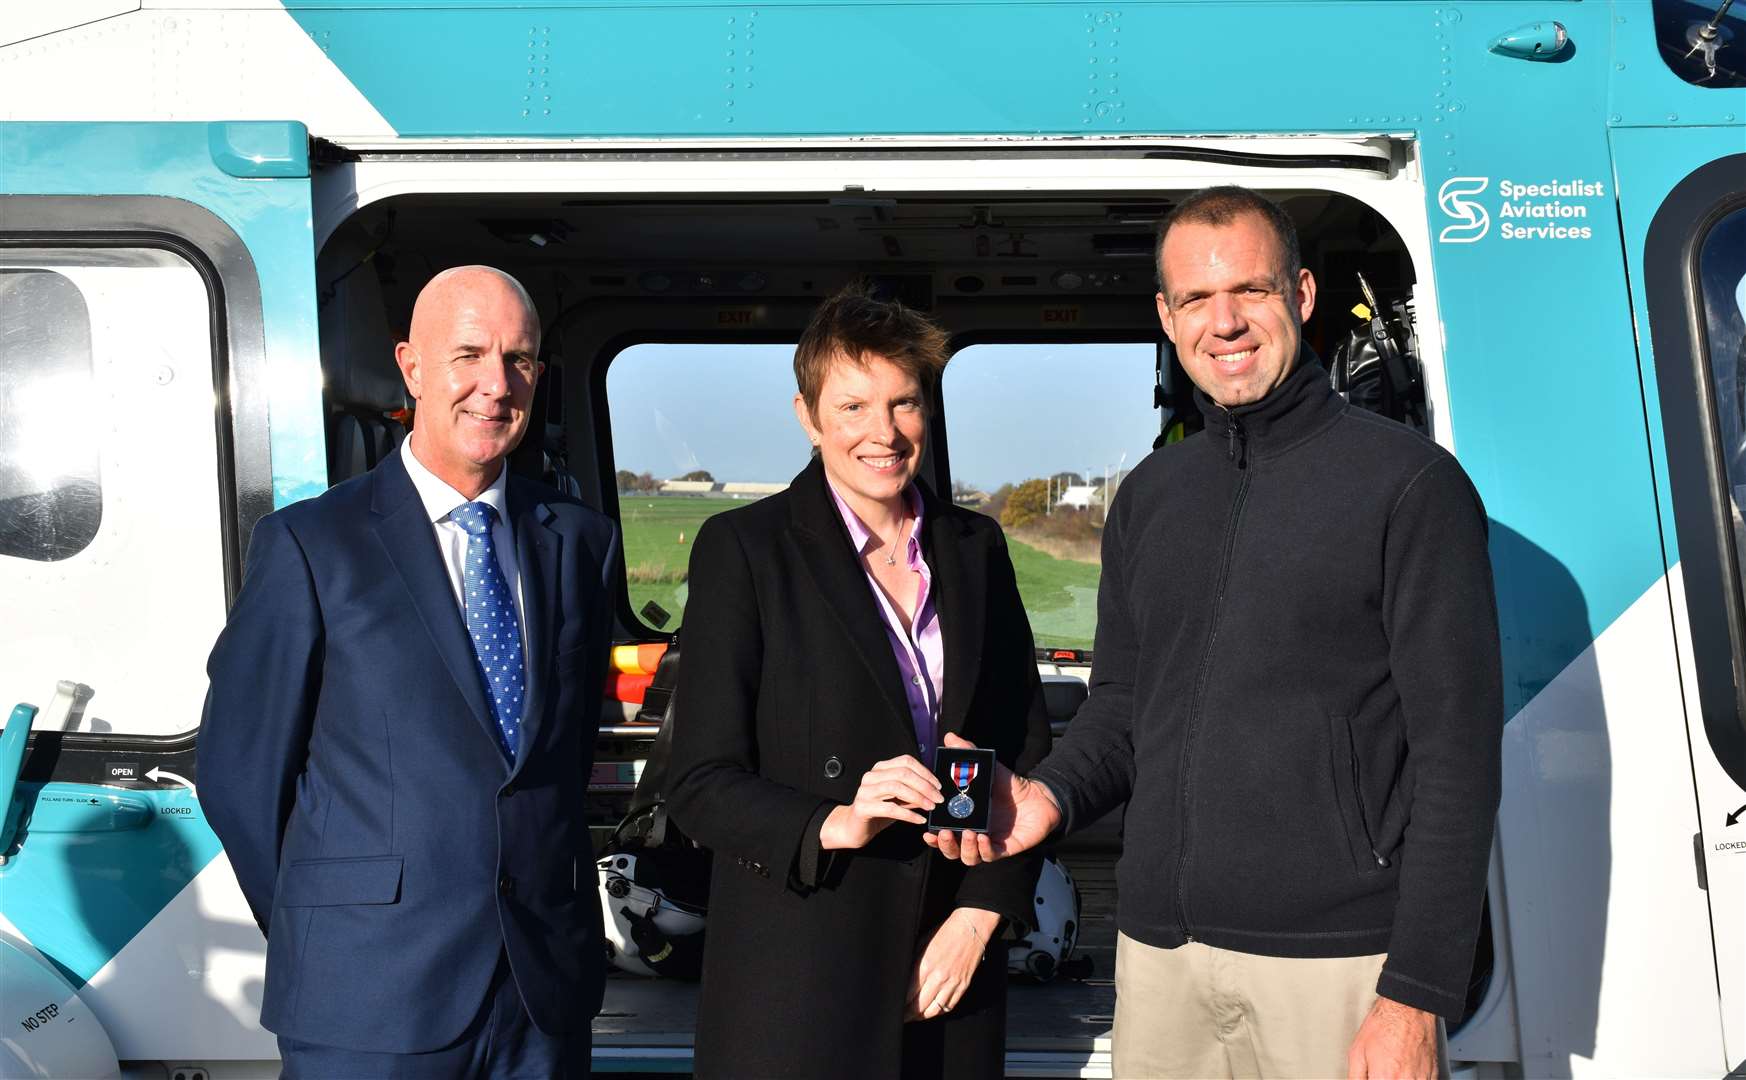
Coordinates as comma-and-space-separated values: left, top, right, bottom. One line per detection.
598, 632, 712, 978
1329, 271, 1425, 430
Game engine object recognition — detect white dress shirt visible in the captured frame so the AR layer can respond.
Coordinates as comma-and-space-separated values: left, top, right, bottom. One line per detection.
400, 440, 529, 655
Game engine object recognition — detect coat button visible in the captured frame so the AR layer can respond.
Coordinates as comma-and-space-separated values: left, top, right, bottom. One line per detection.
499, 874, 516, 897
501, 782, 517, 798
823, 756, 843, 779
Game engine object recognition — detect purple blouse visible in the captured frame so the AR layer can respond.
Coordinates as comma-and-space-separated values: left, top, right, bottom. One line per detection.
828, 482, 945, 753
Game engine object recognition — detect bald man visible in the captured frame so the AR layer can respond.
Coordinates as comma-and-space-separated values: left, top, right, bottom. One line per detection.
200, 266, 619, 1078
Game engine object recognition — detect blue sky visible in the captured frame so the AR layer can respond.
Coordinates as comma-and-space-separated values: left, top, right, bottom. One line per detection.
605, 341, 1162, 491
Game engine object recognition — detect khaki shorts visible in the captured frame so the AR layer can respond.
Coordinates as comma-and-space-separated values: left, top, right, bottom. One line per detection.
1111, 933, 1449, 1079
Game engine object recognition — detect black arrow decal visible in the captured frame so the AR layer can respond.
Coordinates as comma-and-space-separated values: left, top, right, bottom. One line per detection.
1727, 804, 1746, 827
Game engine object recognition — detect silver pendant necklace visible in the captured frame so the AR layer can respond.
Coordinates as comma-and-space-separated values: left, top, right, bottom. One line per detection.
883, 515, 910, 566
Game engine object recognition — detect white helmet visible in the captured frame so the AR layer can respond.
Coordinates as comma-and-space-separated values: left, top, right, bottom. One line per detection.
1007, 855, 1080, 981
597, 852, 707, 978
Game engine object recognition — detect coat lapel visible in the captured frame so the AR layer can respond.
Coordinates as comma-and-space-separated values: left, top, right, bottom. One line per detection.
786, 458, 917, 747
508, 478, 560, 776
922, 486, 987, 738
369, 452, 503, 760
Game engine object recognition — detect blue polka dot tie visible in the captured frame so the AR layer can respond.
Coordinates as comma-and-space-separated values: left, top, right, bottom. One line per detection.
451, 502, 524, 760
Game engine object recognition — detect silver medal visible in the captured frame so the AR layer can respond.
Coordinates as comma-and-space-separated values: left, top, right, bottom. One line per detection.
947, 792, 974, 819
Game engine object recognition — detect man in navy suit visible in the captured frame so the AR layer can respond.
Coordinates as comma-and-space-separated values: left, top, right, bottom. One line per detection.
199, 266, 618, 1078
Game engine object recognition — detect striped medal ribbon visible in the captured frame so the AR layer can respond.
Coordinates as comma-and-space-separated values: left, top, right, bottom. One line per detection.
947, 760, 979, 820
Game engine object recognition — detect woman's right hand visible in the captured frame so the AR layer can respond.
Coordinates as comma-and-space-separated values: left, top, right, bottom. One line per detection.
818, 755, 943, 850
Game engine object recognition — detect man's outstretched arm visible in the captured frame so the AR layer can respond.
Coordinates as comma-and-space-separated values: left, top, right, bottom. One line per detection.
929, 491, 1141, 865
925, 731, 1064, 864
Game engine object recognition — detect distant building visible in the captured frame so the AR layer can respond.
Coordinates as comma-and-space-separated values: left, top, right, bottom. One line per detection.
1056, 484, 1099, 510
658, 479, 789, 499
721, 481, 788, 497
953, 489, 991, 509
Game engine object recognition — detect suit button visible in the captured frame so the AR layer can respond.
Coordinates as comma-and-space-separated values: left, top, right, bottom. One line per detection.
501, 783, 517, 798
823, 757, 843, 779
499, 874, 516, 897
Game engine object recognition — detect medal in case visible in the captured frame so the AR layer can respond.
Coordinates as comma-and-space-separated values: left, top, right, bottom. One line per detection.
927, 746, 996, 833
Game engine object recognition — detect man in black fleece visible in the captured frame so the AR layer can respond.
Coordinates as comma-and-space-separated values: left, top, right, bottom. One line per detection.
930, 186, 1501, 1078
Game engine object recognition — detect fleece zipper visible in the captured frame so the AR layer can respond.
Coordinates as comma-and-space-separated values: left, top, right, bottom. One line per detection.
1347, 720, 1390, 869
1172, 411, 1250, 941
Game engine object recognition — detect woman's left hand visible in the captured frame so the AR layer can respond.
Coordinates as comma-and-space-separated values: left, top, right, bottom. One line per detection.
904, 907, 1002, 1022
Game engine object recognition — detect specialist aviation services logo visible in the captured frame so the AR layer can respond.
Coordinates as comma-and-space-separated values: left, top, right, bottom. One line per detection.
1437, 177, 1491, 243
1437, 175, 1607, 243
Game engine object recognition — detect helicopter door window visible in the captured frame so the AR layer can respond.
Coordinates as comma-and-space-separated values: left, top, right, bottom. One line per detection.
939, 341, 1159, 654
1700, 205, 1746, 600
0, 249, 226, 736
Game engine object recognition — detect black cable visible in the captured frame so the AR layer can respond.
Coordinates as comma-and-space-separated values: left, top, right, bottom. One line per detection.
316, 209, 396, 310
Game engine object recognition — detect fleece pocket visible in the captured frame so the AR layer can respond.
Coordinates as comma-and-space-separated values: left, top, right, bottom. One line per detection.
1326, 714, 1391, 875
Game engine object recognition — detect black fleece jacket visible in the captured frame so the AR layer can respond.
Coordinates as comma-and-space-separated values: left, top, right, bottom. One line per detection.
1030, 355, 1502, 1021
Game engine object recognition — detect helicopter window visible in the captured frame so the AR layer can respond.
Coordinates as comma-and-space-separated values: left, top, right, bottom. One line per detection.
939, 341, 1159, 654
1700, 205, 1746, 603
0, 268, 100, 563
605, 341, 801, 633
1653, 0, 1746, 88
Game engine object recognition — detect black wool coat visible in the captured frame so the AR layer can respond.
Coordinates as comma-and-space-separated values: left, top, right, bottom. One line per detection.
666, 457, 1051, 1080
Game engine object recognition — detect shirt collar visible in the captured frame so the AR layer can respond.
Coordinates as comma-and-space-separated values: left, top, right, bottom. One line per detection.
401, 439, 511, 528
826, 480, 925, 562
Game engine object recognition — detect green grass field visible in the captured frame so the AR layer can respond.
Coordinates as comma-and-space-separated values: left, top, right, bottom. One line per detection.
618, 495, 741, 627
618, 495, 1100, 648
1004, 537, 1101, 650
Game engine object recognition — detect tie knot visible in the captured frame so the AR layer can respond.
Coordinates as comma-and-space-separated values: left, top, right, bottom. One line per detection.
451, 501, 497, 536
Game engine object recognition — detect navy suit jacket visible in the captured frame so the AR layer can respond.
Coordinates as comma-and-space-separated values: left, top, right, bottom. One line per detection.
198, 450, 618, 1053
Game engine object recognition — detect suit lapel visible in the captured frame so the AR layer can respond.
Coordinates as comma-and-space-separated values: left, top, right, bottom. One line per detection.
370, 453, 503, 759
509, 479, 560, 776
786, 459, 917, 746
922, 488, 986, 738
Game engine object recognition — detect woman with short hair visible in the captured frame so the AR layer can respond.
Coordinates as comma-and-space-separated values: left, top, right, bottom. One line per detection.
667, 283, 1050, 1079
